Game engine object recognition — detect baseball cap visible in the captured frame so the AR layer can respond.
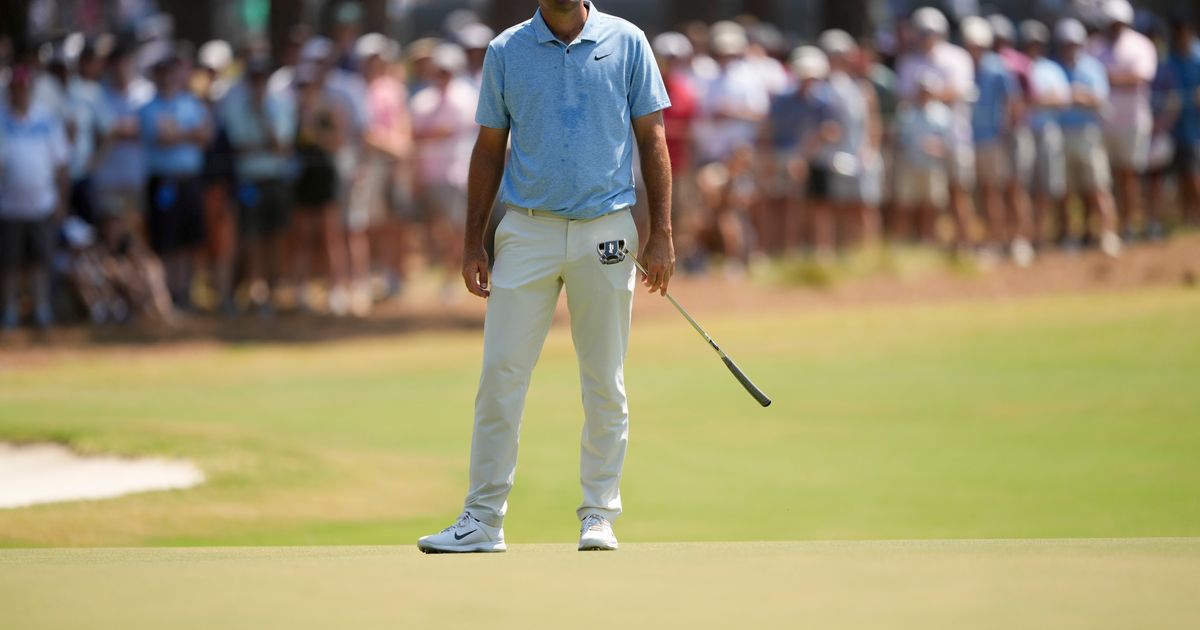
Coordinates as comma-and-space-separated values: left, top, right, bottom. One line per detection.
1020, 20, 1051, 45
299, 36, 333, 63
355, 33, 396, 61
456, 23, 494, 50
961, 16, 994, 49
987, 14, 1017, 43
789, 46, 829, 80
710, 22, 749, 56
653, 32, 694, 59
818, 29, 858, 57
198, 39, 233, 72
1055, 18, 1089, 45
912, 7, 950, 37
1102, 0, 1135, 26
430, 43, 467, 73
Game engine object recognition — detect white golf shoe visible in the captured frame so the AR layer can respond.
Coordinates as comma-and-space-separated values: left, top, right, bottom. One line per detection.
578, 514, 618, 551
418, 512, 506, 554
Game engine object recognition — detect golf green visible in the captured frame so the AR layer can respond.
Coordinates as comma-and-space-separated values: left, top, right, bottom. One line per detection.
2, 539, 1197, 629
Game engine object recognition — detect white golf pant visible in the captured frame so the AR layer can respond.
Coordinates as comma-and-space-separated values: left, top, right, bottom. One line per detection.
464, 207, 638, 527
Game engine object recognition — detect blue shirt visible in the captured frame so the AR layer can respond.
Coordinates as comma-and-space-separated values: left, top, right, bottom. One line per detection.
93, 79, 154, 191
896, 101, 954, 169
221, 84, 296, 180
139, 91, 210, 177
475, 1, 671, 219
1059, 54, 1109, 132
1027, 57, 1070, 133
1165, 48, 1200, 145
768, 82, 833, 153
972, 52, 1017, 144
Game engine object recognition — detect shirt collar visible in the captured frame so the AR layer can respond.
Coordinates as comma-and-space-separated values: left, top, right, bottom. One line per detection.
532, 1, 601, 45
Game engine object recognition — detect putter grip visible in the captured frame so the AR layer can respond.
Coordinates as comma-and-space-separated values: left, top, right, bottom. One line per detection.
722, 356, 772, 407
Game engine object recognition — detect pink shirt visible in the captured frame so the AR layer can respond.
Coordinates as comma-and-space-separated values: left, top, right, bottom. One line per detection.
367, 75, 409, 138
410, 78, 478, 188
1093, 28, 1157, 128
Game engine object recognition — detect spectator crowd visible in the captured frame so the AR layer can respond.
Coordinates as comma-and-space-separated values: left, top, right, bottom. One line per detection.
0, 0, 1198, 331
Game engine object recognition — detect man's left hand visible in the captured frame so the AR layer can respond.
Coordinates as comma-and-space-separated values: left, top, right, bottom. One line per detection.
640, 231, 675, 296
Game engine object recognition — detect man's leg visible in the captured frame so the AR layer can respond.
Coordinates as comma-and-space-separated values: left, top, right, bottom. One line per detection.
464, 211, 563, 527
564, 210, 638, 522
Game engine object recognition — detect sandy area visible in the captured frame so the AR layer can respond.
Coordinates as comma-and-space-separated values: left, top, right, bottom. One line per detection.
0, 443, 204, 509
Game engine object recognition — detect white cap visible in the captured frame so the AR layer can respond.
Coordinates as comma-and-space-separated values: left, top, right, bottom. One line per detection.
430, 42, 467, 73
198, 39, 233, 72
961, 16, 994, 49
653, 32, 694, 59
789, 46, 829, 80
355, 33, 396, 61
299, 36, 334, 63
987, 14, 1016, 43
1020, 19, 1050, 45
710, 28, 749, 56
456, 22, 494, 50
1101, 0, 1134, 26
1055, 18, 1088, 46
912, 7, 949, 37
818, 29, 858, 58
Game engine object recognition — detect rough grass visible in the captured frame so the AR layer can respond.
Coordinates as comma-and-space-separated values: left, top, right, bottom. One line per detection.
1, 287, 1198, 547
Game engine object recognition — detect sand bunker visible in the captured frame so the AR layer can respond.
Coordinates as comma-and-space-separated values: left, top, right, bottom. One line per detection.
0, 442, 204, 509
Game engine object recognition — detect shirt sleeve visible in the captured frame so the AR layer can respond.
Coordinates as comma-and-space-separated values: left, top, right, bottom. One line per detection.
475, 43, 511, 129
627, 30, 672, 119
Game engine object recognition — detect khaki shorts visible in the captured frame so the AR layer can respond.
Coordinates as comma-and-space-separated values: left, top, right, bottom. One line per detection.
1063, 126, 1112, 195
975, 141, 1012, 188
1104, 114, 1151, 172
1033, 124, 1066, 197
946, 140, 975, 191
894, 160, 948, 210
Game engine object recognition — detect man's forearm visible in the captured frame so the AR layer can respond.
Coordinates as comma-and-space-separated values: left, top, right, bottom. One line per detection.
639, 131, 672, 237
464, 142, 506, 249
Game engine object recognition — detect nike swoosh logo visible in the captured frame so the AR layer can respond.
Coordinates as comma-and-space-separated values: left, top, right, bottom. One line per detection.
594, 53, 613, 61
454, 529, 478, 541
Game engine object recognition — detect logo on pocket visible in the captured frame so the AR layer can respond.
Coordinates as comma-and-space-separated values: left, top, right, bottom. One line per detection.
597, 240, 627, 265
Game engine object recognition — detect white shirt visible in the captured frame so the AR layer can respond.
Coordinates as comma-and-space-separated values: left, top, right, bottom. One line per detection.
1092, 27, 1157, 129
410, 78, 478, 188
0, 106, 69, 219
696, 59, 770, 162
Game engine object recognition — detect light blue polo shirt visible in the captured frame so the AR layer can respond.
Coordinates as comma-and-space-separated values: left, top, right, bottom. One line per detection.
476, 1, 671, 219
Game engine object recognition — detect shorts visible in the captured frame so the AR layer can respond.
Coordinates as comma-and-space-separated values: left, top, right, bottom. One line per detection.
1032, 124, 1066, 198
1104, 114, 1152, 172
94, 187, 144, 220
294, 146, 339, 208
1063, 126, 1112, 195
0, 215, 56, 271
344, 157, 391, 231
1172, 139, 1199, 174
146, 175, 205, 254
806, 165, 831, 200
946, 141, 976, 190
894, 160, 948, 210
1010, 127, 1036, 187
416, 184, 467, 224
237, 179, 291, 238
975, 140, 1012, 188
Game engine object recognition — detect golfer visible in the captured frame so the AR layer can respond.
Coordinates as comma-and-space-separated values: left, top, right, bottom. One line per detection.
418, 0, 674, 553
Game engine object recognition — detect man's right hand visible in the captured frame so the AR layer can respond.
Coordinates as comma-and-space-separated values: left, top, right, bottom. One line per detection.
462, 247, 491, 298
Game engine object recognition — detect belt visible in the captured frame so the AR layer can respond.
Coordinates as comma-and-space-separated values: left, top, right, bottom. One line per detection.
507, 205, 624, 222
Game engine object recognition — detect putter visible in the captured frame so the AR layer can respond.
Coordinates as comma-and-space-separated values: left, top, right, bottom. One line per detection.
624, 248, 772, 408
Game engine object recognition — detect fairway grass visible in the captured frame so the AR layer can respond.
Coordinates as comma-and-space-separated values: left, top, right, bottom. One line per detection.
2, 538, 1197, 629
1, 287, 1198, 546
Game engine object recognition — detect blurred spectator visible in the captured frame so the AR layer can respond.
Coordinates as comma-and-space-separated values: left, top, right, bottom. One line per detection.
898, 7, 976, 251
196, 40, 239, 315
962, 16, 1033, 265
653, 32, 702, 262
222, 56, 295, 316
290, 63, 350, 314
409, 43, 477, 298
893, 69, 953, 243
1022, 19, 1070, 247
1146, 16, 1200, 230
988, 14, 1037, 254
456, 23, 494, 89
66, 40, 110, 228
357, 33, 412, 302
1091, 0, 1157, 237
0, 65, 69, 329
696, 22, 768, 164
819, 29, 881, 248
93, 43, 152, 251
1055, 18, 1122, 257
776, 46, 838, 256
139, 52, 213, 310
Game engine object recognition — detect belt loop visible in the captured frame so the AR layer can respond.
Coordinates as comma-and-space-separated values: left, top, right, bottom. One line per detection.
526, 208, 535, 217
